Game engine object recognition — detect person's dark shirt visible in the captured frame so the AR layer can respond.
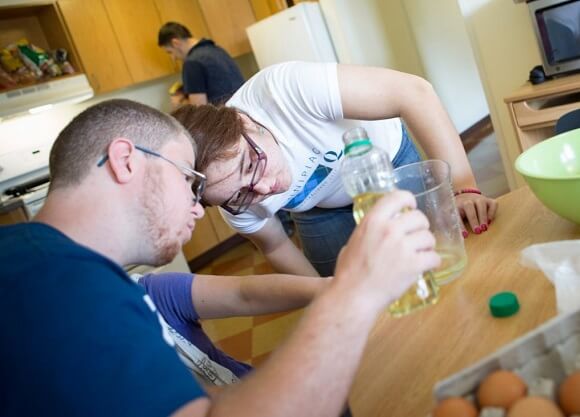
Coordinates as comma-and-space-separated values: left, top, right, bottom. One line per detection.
0, 222, 205, 416
183, 39, 244, 105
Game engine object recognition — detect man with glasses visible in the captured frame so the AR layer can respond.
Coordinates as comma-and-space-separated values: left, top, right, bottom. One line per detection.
0, 99, 440, 416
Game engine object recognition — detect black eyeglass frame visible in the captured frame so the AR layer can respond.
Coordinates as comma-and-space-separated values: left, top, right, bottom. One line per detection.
220, 132, 268, 215
96, 144, 206, 205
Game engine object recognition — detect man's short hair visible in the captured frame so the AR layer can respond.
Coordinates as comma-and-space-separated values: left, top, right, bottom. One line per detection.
158, 22, 192, 47
49, 99, 192, 190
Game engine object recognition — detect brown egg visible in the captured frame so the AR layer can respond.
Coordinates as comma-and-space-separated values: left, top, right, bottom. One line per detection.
558, 371, 580, 416
432, 397, 478, 417
508, 396, 564, 417
477, 370, 527, 408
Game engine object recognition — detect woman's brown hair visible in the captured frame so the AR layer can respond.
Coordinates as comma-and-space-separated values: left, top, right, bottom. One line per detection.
171, 105, 244, 175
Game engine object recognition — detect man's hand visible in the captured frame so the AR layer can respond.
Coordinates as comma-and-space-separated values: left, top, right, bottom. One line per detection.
334, 190, 440, 310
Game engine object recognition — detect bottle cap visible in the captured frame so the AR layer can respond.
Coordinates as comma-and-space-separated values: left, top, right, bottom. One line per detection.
489, 292, 520, 318
343, 127, 372, 155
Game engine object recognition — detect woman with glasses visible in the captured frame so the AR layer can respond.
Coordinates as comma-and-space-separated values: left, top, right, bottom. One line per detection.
173, 61, 498, 277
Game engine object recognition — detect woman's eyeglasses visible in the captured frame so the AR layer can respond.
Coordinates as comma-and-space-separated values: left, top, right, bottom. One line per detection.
220, 132, 267, 215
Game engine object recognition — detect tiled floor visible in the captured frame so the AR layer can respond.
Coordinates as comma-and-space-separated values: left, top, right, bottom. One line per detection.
466, 132, 510, 198
197, 239, 303, 368
197, 125, 510, 369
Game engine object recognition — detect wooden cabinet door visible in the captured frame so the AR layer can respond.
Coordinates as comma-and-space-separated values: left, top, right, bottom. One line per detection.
181, 207, 237, 261
198, 0, 256, 57
154, 0, 210, 39
182, 208, 220, 261
250, 0, 286, 21
0, 206, 28, 225
103, 0, 175, 84
206, 206, 236, 242
58, 0, 133, 93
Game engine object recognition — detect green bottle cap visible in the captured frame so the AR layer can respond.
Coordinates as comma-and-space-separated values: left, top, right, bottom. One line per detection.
489, 292, 520, 318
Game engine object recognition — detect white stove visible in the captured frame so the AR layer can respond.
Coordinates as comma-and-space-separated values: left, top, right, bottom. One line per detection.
0, 144, 51, 195
0, 144, 51, 219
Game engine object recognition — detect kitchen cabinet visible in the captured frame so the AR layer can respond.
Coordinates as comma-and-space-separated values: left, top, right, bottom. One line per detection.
504, 73, 580, 186
58, 0, 133, 93
206, 207, 237, 242
58, 0, 175, 93
250, 0, 285, 21
154, 0, 210, 40
182, 206, 237, 262
0, 202, 27, 226
504, 73, 580, 151
0, 4, 82, 82
198, 0, 256, 57
250, 0, 315, 21
102, 0, 174, 84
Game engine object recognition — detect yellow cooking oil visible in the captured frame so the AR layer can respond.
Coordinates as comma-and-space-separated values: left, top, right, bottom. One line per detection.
432, 248, 467, 285
352, 192, 439, 317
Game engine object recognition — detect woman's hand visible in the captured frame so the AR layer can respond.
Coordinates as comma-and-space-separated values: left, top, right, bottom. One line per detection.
455, 192, 498, 237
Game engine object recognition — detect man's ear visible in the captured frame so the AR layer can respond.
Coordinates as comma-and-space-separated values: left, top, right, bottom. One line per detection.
170, 38, 181, 50
106, 138, 137, 184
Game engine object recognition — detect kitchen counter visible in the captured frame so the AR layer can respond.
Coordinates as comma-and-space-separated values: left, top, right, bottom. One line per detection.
349, 186, 580, 416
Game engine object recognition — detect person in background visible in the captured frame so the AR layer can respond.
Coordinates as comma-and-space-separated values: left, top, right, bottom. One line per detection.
158, 22, 244, 106
0, 98, 440, 416
173, 61, 499, 277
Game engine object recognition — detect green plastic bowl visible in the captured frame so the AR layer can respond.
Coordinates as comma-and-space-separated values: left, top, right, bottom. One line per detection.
515, 129, 580, 225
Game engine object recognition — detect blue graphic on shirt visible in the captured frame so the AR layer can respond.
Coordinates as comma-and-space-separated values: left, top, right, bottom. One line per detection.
284, 164, 333, 209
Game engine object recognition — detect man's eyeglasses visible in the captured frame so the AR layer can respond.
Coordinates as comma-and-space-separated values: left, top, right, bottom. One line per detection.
221, 132, 267, 215
97, 144, 206, 205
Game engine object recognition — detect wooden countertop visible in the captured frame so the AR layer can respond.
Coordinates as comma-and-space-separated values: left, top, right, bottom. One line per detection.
349, 186, 580, 417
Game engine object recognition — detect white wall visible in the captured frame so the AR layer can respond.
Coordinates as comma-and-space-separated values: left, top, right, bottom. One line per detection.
373, 0, 425, 75
403, 0, 489, 133
320, 0, 424, 75
457, 0, 541, 188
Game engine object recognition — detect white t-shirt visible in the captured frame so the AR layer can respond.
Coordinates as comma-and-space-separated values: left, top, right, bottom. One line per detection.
223, 61, 403, 235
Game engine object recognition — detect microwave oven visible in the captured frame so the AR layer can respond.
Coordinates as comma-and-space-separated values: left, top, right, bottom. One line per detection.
528, 0, 580, 76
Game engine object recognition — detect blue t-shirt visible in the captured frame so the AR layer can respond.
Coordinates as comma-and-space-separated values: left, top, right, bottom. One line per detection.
183, 39, 244, 104
0, 223, 205, 416
139, 273, 253, 379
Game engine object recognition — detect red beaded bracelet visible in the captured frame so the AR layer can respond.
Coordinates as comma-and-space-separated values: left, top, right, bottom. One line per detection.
453, 188, 482, 197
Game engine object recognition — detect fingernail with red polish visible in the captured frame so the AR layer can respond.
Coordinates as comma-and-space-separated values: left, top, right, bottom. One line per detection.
481, 224, 487, 232
462, 230, 469, 238
475, 226, 481, 234
488, 219, 492, 225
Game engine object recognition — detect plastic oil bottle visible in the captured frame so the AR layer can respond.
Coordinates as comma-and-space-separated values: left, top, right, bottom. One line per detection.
340, 126, 439, 317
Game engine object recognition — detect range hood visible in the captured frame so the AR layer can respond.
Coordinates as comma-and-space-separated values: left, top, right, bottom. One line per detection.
0, 74, 94, 120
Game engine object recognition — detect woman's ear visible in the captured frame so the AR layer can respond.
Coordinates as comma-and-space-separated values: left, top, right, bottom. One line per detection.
239, 113, 256, 131
105, 138, 137, 184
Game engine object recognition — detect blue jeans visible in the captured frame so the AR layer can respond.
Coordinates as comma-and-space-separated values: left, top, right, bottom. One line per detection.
291, 127, 422, 277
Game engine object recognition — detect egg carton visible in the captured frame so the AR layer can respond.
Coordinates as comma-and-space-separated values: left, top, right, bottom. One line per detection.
433, 307, 580, 402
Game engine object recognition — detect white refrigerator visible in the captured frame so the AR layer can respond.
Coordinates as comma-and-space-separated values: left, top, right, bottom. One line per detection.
246, 1, 390, 69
